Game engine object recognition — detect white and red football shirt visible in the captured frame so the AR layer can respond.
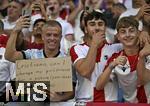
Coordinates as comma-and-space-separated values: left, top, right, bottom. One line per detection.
106, 51, 150, 103
70, 42, 122, 102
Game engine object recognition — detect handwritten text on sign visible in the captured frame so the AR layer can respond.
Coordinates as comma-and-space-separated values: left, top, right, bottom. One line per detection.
16, 57, 72, 92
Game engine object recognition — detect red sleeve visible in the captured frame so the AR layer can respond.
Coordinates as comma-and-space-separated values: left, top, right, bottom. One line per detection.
70, 45, 78, 63
0, 34, 9, 47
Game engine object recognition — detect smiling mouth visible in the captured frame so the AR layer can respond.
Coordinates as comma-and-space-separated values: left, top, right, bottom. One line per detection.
124, 38, 134, 41
48, 41, 55, 45
49, 43, 55, 45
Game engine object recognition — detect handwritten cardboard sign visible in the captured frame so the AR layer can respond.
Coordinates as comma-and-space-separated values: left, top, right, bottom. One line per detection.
16, 57, 72, 92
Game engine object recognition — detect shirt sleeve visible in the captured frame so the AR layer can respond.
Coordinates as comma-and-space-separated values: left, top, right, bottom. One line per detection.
22, 49, 33, 59
70, 45, 85, 64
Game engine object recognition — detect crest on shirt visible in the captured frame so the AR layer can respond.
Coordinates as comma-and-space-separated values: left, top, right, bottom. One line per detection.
104, 55, 108, 60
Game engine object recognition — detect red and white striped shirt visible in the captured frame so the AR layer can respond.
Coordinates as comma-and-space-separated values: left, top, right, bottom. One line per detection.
106, 51, 150, 103
70, 42, 122, 102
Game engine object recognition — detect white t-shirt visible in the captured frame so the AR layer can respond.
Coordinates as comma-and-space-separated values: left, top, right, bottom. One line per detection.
55, 17, 74, 55
108, 51, 150, 103
0, 47, 16, 96
2, 17, 16, 30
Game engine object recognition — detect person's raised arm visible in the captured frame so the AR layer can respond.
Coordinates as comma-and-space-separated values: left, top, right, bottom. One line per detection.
137, 41, 150, 85
134, 4, 150, 21
73, 31, 105, 78
5, 16, 30, 62
96, 54, 127, 90
67, 0, 83, 25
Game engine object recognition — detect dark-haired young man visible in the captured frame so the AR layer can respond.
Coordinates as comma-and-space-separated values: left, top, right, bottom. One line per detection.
24, 18, 46, 50
70, 10, 122, 102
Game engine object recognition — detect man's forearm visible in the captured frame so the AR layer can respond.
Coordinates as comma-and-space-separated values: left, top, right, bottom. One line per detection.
5, 30, 20, 62
137, 56, 146, 85
96, 62, 116, 90
76, 43, 98, 78
144, 69, 150, 83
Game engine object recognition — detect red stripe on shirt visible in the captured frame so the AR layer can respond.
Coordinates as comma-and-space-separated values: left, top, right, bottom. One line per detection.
96, 44, 105, 62
127, 54, 139, 72
137, 86, 147, 103
94, 87, 105, 102
70, 45, 78, 62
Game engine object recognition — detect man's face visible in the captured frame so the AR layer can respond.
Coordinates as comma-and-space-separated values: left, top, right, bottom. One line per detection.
33, 21, 45, 37
7, 1, 22, 19
118, 26, 139, 47
42, 26, 61, 51
133, 0, 146, 8
47, 0, 60, 15
85, 19, 106, 39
